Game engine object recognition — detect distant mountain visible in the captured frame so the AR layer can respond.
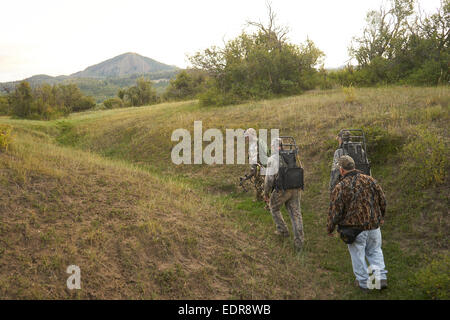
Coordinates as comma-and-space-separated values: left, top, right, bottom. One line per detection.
0, 53, 179, 102
70, 52, 177, 78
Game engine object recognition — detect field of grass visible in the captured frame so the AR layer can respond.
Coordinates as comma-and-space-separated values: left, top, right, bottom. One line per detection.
0, 86, 448, 299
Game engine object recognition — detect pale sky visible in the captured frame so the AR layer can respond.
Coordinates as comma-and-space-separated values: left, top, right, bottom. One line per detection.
0, 0, 443, 82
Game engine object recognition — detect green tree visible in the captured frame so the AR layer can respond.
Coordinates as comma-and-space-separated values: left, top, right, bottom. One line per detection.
346, 0, 449, 86
404, 0, 449, 84
0, 95, 10, 115
9, 81, 34, 118
350, 0, 415, 67
118, 77, 159, 107
163, 69, 208, 101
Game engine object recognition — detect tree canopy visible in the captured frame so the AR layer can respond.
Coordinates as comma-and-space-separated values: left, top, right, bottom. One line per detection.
344, 0, 449, 86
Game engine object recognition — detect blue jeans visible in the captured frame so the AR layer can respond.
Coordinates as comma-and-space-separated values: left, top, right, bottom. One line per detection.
347, 228, 387, 289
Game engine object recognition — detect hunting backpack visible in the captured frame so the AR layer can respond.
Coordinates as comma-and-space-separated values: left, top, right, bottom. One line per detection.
275, 137, 304, 191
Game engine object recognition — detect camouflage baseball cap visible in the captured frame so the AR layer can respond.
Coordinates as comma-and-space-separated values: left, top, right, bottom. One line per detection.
338, 155, 355, 170
338, 130, 351, 141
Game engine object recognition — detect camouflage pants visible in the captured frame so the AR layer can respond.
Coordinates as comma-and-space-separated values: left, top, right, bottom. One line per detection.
269, 189, 304, 248
249, 164, 264, 201
254, 172, 264, 201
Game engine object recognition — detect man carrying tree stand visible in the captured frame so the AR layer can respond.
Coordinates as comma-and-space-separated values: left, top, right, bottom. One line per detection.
329, 130, 351, 191
328, 155, 388, 291
330, 129, 370, 191
264, 138, 304, 252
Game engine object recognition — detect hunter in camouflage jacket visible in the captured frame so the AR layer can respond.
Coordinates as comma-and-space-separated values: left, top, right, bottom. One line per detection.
327, 170, 387, 234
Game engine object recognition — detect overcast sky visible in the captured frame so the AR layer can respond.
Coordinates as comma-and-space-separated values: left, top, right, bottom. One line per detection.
0, 0, 443, 82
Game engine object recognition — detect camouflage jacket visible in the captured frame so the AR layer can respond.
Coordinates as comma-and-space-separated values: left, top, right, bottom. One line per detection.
327, 170, 386, 233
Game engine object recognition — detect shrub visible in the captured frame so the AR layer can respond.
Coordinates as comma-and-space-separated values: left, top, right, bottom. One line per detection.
103, 97, 124, 109
0, 125, 12, 152
119, 77, 159, 107
405, 59, 445, 86
363, 126, 405, 164
342, 86, 356, 104
412, 254, 450, 300
163, 70, 208, 101
71, 95, 96, 112
401, 128, 448, 188
198, 86, 238, 107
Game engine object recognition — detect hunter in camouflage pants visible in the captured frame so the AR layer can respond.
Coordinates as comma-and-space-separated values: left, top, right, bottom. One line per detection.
264, 138, 305, 251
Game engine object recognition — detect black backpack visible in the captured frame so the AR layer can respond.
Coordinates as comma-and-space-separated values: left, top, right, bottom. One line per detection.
275, 137, 304, 191
340, 130, 371, 176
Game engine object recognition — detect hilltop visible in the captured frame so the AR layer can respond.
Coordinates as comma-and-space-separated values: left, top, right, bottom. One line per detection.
71, 52, 177, 78
0, 87, 448, 299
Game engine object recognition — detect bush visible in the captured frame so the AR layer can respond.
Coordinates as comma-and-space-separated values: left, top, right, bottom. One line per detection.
401, 128, 448, 188
103, 97, 124, 109
315, 68, 334, 90
363, 126, 405, 165
71, 95, 96, 112
0, 125, 12, 152
197, 85, 242, 107
405, 59, 443, 86
118, 77, 159, 107
163, 70, 208, 101
342, 86, 356, 104
412, 254, 450, 300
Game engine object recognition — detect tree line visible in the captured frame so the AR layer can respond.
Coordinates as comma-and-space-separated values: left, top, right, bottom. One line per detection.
0, 82, 95, 120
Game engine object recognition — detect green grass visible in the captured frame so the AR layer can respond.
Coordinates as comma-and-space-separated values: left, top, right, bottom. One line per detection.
0, 86, 448, 299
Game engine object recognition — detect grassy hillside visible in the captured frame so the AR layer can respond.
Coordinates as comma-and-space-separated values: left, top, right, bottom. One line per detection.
0, 86, 448, 299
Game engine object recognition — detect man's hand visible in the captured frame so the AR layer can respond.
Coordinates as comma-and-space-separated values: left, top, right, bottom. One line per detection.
264, 194, 269, 203
328, 232, 335, 237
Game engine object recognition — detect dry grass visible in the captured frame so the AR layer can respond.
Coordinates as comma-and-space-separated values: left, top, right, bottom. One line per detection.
0, 129, 333, 299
